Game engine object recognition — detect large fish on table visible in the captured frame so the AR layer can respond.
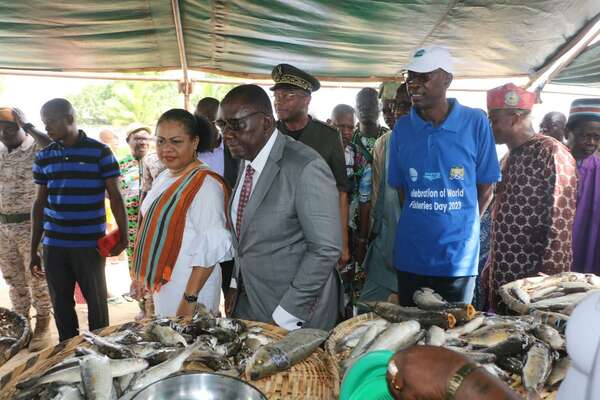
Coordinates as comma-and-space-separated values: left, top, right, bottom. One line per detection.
80, 354, 112, 400
245, 328, 328, 380
522, 341, 553, 396
366, 321, 422, 353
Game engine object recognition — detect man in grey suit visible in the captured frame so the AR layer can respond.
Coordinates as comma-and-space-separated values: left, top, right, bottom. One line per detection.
220, 84, 343, 330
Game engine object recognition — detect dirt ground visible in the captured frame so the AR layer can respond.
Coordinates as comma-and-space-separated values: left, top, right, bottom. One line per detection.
0, 258, 139, 377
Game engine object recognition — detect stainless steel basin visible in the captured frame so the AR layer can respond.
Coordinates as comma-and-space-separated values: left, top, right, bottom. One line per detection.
131, 372, 268, 400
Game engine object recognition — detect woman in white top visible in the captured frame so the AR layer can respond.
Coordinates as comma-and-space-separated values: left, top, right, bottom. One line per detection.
132, 109, 232, 317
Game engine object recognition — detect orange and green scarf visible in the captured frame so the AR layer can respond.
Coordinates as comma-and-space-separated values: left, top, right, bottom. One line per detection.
131, 166, 230, 292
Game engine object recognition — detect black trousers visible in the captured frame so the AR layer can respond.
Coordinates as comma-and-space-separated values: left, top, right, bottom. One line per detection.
220, 259, 234, 297
396, 271, 476, 306
43, 246, 109, 342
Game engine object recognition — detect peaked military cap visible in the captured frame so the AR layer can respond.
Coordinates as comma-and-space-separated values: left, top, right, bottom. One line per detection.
270, 63, 321, 92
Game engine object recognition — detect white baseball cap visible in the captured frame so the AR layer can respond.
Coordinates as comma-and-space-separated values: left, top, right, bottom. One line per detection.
405, 46, 455, 74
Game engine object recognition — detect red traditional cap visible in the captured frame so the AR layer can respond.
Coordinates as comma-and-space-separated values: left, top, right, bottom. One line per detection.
486, 83, 536, 111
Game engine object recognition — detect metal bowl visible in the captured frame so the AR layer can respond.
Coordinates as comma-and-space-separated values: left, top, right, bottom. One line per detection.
131, 372, 268, 400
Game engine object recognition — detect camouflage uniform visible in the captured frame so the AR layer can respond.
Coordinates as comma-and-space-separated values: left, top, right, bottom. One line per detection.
0, 136, 51, 318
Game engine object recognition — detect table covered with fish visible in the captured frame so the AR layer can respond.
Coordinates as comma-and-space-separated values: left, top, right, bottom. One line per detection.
0, 304, 336, 400
328, 272, 600, 399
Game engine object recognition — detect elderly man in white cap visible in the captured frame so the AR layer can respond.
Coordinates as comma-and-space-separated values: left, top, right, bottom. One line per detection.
387, 46, 500, 306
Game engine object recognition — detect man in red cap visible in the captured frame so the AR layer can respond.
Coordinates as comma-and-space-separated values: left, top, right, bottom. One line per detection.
485, 83, 577, 310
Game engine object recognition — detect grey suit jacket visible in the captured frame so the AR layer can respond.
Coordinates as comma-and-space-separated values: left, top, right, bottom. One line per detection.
230, 132, 343, 330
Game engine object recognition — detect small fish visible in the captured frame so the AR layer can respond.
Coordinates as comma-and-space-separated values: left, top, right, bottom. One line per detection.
463, 327, 519, 348
149, 323, 187, 347
334, 323, 372, 352
530, 285, 559, 302
558, 281, 593, 293
349, 319, 389, 359
129, 342, 164, 358
17, 365, 81, 389
80, 354, 113, 400
531, 324, 564, 350
425, 325, 445, 346
361, 301, 456, 329
482, 333, 531, 356
412, 287, 450, 310
245, 328, 328, 380
546, 357, 570, 386
446, 315, 486, 338
496, 356, 524, 375
83, 331, 135, 359
51, 385, 83, 400
529, 291, 595, 311
129, 341, 202, 391
366, 321, 422, 353
512, 286, 531, 304
145, 347, 179, 366
522, 341, 553, 396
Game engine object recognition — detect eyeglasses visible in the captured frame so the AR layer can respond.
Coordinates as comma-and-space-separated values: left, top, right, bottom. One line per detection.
403, 71, 435, 84
273, 91, 308, 102
215, 111, 266, 132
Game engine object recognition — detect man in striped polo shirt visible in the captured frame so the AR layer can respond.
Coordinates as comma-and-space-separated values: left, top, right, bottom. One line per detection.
30, 98, 128, 342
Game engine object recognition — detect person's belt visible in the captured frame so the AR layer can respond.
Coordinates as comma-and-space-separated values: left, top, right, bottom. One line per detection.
0, 213, 30, 224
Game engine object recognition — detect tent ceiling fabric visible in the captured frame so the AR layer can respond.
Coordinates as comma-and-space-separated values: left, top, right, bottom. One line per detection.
551, 42, 600, 87
0, 1, 599, 80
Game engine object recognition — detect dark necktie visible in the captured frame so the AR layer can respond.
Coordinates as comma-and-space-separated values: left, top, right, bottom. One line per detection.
236, 164, 255, 239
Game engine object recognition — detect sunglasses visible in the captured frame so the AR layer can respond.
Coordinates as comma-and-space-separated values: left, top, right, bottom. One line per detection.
215, 111, 266, 132
403, 70, 436, 84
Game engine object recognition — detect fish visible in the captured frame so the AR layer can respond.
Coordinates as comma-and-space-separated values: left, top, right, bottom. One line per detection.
425, 325, 445, 346
361, 301, 456, 329
412, 287, 450, 310
366, 321, 422, 353
129, 342, 164, 358
334, 323, 372, 352
496, 356, 524, 375
148, 323, 187, 347
558, 281, 593, 293
531, 324, 564, 350
530, 310, 569, 333
348, 319, 389, 359
83, 331, 135, 359
188, 353, 235, 371
216, 318, 247, 334
51, 385, 84, 400
129, 340, 203, 391
522, 341, 553, 396
245, 328, 328, 380
530, 285, 559, 302
242, 333, 274, 354
107, 330, 145, 345
512, 286, 531, 304
446, 305, 476, 324
80, 354, 112, 400
443, 348, 497, 364
446, 315, 486, 338
145, 347, 180, 366
463, 327, 520, 348
118, 373, 136, 395
529, 291, 595, 311
482, 333, 531, 356
547, 357, 570, 386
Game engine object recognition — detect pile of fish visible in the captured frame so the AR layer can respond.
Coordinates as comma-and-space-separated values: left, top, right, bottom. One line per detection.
333, 287, 578, 398
13, 305, 327, 400
499, 272, 600, 316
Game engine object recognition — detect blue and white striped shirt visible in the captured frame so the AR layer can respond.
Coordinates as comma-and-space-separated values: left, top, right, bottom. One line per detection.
33, 131, 120, 248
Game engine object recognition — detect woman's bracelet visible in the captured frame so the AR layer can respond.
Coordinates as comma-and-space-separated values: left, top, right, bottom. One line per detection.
446, 362, 481, 400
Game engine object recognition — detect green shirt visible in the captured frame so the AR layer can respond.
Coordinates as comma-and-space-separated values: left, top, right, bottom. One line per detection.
278, 118, 351, 192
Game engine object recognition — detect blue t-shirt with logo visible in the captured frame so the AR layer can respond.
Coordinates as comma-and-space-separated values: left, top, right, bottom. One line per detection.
388, 99, 501, 277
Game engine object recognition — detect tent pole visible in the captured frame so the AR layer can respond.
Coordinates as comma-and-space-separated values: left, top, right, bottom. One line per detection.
526, 13, 600, 91
171, 0, 192, 110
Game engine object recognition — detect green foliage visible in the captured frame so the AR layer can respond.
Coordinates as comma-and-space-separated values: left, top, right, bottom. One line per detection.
68, 75, 236, 128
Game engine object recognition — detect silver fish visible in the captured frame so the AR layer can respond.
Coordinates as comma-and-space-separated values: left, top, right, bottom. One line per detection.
129, 340, 202, 391
334, 323, 372, 352
83, 332, 135, 359
425, 325, 445, 346
529, 291, 595, 311
80, 354, 112, 400
17, 365, 81, 388
463, 326, 520, 348
512, 286, 531, 304
149, 323, 187, 347
531, 324, 564, 350
446, 315, 485, 338
348, 319, 389, 360
530, 285, 559, 302
412, 287, 450, 310
129, 342, 164, 358
366, 321, 422, 353
522, 341, 553, 395
216, 318, 246, 334
245, 328, 328, 380
51, 386, 83, 400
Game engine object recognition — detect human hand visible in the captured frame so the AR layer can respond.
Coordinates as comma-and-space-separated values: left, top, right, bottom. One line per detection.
109, 239, 128, 257
129, 280, 144, 301
176, 298, 197, 317
337, 245, 351, 269
11, 108, 28, 128
386, 346, 469, 400
225, 288, 238, 317
29, 252, 45, 278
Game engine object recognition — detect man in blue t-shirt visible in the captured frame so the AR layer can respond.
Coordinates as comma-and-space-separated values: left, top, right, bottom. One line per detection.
30, 98, 128, 342
388, 46, 501, 305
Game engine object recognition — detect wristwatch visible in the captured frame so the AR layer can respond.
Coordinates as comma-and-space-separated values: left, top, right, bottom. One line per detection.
183, 293, 198, 303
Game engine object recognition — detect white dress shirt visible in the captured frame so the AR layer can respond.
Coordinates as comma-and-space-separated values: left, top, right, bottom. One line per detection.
230, 130, 305, 330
